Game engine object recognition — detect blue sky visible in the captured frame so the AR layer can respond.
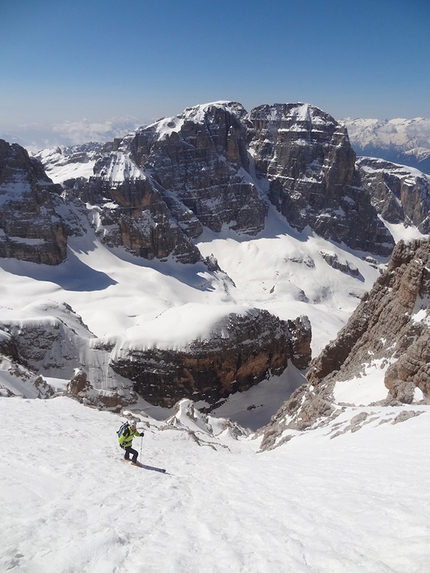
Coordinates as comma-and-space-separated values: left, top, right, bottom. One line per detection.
1, 0, 429, 137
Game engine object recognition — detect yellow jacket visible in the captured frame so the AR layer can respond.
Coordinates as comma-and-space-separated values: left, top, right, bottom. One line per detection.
118, 426, 143, 448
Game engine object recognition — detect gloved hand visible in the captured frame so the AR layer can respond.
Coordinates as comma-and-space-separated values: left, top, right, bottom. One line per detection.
140, 432, 144, 437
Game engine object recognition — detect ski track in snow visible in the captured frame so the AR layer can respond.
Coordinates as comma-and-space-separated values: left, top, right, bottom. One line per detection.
1, 396, 430, 573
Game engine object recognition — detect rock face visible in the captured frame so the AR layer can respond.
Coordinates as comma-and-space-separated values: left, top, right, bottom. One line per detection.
0, 299, 312, 410
0, 140, 67, 264
306, 237, 430, 398
357, 157, 430, 233
71, 175, 201, 263
128, 103, 268, 236
0, 301, 136, 408
111, 309, 312, 408
50, 102, 395, 263
248, 104, 394, 255
257, 238, 430, 450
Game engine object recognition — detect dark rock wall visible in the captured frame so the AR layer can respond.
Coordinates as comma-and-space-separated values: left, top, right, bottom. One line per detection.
248, 104, 394, 255
307, 237, 430, 400
111, 310, 312, 408
0, 140, 67, 264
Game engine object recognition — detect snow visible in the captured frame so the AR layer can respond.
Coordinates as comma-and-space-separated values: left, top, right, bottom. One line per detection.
196, 207, 383, 355
152, 101, 242, 140
2, 120, 430, 569
0, 193, 416, 426
1, 395, 430, 573
343, 117, 430, 151
333, 361, 392, 405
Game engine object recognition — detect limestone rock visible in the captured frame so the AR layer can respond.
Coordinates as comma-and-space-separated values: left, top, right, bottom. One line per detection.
306, 237, 430, 398
357, 157, 430, 232
68, 369, 90, 395
67, 368, 129, 412
111, 309, 312, 408
0, 139, 67, 264
127, 102, 268, 236
0, 301, 136, 409
248, 103, 394, 256
257, 238, 430, 451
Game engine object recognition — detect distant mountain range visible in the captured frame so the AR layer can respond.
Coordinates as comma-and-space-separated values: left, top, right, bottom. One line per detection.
343, 117, 430, 174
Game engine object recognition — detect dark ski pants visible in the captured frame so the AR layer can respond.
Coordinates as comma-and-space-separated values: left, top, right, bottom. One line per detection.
124, 446, 138, 463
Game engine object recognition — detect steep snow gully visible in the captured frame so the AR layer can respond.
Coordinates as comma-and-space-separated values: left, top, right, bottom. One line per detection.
1, 396, 430, 573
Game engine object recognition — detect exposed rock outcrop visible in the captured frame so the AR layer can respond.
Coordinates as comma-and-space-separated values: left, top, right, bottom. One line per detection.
248, 103, 394, 255
111, 309, 312, 408
67, 368, 130, 411
41, 102, 397, 264
0, 301, 136, 408
0, 298, 312, 411
128, 102, 268, 237
0, 139, 67, 264
357, 157, 430, 232
307, 237, 430, 397
257, 238, 430, 450
71, 176, 201, 263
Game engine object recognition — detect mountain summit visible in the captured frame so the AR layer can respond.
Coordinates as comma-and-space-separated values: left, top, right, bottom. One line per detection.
1, 101, 429, 425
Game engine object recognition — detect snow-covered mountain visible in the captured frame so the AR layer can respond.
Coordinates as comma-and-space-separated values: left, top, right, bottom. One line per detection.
34, 142, 104, 183
2, 101, 430, 572
344, 116, 430, 175
1, 101, 429, 428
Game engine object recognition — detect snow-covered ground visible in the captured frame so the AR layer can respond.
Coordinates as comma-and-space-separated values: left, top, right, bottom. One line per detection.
0, 200, 397, 427
1, 394, 430, 573
1, 193, 429, 571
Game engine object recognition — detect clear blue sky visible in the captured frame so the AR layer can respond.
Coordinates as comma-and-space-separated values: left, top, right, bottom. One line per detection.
1, 0, 429, 131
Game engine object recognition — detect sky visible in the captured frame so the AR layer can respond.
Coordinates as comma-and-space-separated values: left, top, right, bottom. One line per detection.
0, 0, 429, 146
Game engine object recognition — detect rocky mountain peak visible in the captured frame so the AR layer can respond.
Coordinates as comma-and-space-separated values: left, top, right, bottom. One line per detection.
23, 101, 410, 266
247, 103, 394, 255
0, 139, 67, 264
357, 156, 430, 232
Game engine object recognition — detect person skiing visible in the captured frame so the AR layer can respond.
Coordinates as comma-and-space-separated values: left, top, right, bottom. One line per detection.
118, 421, 144, 465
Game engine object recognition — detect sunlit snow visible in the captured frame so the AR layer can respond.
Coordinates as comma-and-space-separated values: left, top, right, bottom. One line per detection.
1, 394, 430, 572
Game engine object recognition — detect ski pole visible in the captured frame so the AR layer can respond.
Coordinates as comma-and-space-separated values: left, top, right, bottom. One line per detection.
140, 435, 143, 461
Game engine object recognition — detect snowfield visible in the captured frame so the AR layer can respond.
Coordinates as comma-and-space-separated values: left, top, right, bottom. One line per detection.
1, 130, 430, 571
1, 395, 430, 573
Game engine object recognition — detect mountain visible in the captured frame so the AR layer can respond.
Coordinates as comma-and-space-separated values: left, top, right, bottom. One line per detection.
37, 102, 395, 257
260, 236, 430, 449
34, 142, 103, 183
0, 101, 429, 428
0, 140, 67, 264
357, 156, 430, 233
344, 116, 430, 175
2, 102, 430, 572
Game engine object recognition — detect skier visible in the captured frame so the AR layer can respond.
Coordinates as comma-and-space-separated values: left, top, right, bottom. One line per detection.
118, 421, 144, 465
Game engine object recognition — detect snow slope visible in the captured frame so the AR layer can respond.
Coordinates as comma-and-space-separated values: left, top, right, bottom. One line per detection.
1, 395, 429, 573
0, 199, 394, 426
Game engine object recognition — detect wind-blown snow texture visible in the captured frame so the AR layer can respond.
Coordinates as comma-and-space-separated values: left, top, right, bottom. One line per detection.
1, 396, 430, 573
